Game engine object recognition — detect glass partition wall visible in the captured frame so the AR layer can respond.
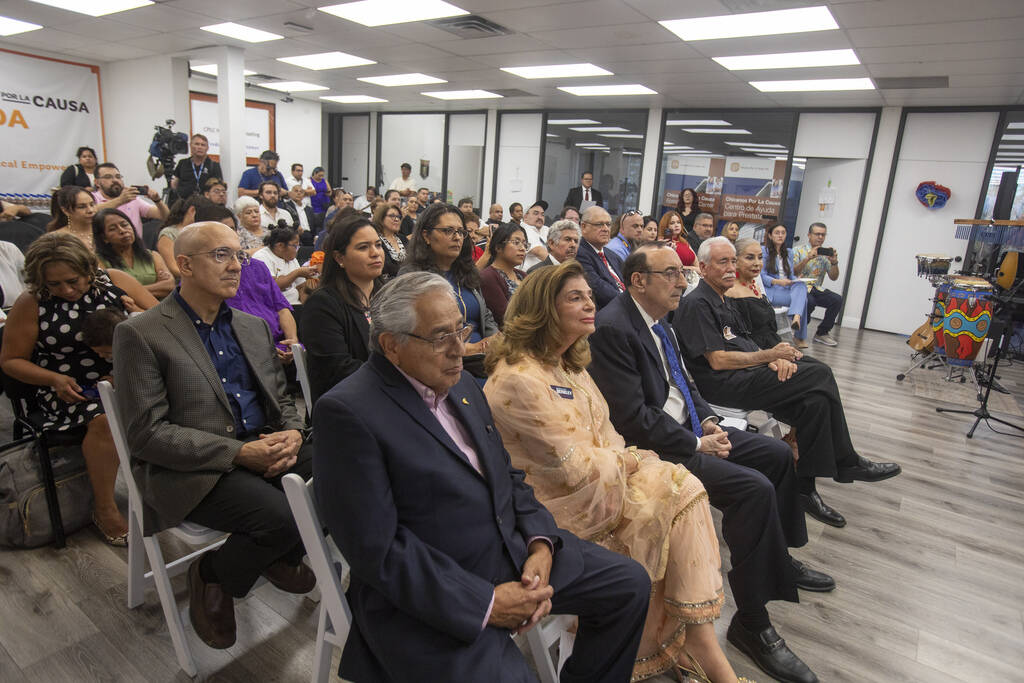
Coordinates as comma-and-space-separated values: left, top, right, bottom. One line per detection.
541, 111, 647, 218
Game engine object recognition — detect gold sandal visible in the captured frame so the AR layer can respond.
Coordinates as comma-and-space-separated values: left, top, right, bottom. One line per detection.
676, 650, 711, 683
92, 514, 128, 547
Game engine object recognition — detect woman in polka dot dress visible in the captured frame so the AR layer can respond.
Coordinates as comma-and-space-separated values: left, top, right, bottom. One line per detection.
1, 233, 158, 545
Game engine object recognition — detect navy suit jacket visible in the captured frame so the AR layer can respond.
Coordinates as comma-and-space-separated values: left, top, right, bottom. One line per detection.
563, 186, 603, 209
313, 353, 583, 681
589, 292, 717, 466
576, 239, 624, 309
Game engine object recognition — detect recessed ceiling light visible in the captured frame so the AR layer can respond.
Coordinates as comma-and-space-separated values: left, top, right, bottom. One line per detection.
667, 150, 712, 155
190, 64, 257, 77
0, 15, 42, 35
622, 151, 642, 156
500, 63, 612, 79
548, 119, 601, 125
576, 143, 606, 147
598, 134, 644, 139
724, 141, 786, 148
1006, 123, 1024, 129
684, 128, 752, 134
278, 51, 375, 70
422, 89, 501, 100
1002, 135, 1024, 141
546, 133, 559, 138
714, 49, 859, 71
318, 0, 468, 27
358, 73, 446, 87
320, 95, 388, 103
666, 120, 731, 126
201, 22, 283, 42
662, 140, 676, 146
750, 77, 874, 92
568, 127, 629, 132
999, 144, 1024, 149
741, 148, 787, 153
558, 84, 657, 96
663, 144, 692, 150
28, 0, 152, 16
659, 6, 838, 41
259, 81, 329, 92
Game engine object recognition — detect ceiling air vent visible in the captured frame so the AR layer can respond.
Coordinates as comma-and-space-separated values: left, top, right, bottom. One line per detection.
491, 89, 536, 98
874, 76, 949, 90
430, 15, 514, 39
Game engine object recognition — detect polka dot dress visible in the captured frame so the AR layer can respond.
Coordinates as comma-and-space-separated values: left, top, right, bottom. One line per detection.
35, 271, 123, 431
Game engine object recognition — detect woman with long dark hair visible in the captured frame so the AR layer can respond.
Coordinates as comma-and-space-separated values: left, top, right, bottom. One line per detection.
372, 201, 406, 279
59, 145, 99, 189
479, 223, 527, 328
675, 187, 698, 233
92, 208, 174, 298
400, 203, 498, 375
761, 223, 809, 348
659, 210, 697, 266
298, 214, 384, 404
47, 186, 97, 248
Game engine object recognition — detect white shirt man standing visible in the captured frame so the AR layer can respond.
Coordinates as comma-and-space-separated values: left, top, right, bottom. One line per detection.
388, 162, 417, 197
285, 163, 314, 209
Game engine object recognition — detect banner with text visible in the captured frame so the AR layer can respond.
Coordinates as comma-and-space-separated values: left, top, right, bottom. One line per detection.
189, 92, 275, 166
0, 49, 104, 194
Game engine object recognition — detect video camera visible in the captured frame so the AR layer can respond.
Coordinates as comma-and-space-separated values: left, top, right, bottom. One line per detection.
147, 119, 188, 183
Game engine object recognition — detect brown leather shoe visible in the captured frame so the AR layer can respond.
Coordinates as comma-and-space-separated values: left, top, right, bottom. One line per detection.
188, 558, 236, 649
262, 560, 316, 594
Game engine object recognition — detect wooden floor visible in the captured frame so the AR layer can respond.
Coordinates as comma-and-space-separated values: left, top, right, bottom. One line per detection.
1, 328, 1022, 682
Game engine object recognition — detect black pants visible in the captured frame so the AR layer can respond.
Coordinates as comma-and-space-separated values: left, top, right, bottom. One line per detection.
681, 427, 805, 614
807, 287, 843, 336
185, 440, 314, 598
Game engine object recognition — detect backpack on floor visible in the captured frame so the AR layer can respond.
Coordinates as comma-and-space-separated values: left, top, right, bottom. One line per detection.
0, 437, 94, 548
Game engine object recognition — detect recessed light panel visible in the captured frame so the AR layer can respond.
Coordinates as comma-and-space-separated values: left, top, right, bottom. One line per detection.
622, 151, 642, 156
1006, 122, 1024, 129
501, 63, 612, 79
201, 22, 283, 42
321, 95, 388, 103
568, 127, 629, 132
558, 84, 657, 96
190, 64, 257, 77
548, 119, 600, 125
278, 52, 375, 70
666, 120, 731, 126
714, 49, 859, 71
724, 141, 786, 148
684, 128, 752, 134
358, 73, 446, 87
0, 15, 42, 35
659, 6, 838, 41
318, 0, 468, 27
598, 134, 644, 139
750, 78, 874, 92
28, 0, 152, 16
260, 81, 329, 92
422, 90, 501, 100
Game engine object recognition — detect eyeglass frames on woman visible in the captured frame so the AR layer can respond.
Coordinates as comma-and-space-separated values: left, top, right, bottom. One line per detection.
431, 227, 469, 240
406, 323, 473, 352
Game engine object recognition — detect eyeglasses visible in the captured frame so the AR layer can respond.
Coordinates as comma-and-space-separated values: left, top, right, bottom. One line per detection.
98, 174, 123, 181
622, 209, 643, 217
508, 239, 527, 248
644, 267, 684, 281
432, 227, 469, 240
406, 324, 473, 353
186, 247, 251, 265
584, 221, 612, 228
386, 213, 401, 220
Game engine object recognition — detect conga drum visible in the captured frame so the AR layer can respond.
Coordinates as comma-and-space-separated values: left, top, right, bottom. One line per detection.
931, 282, 950, 356
915, 253, 952, 277
941, 276, 993, 367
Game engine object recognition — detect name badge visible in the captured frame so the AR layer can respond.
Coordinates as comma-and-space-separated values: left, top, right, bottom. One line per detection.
550, 385, 574, 399
722, 325, 737, 341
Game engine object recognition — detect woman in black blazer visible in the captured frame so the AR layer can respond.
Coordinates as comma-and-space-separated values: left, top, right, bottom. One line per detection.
298, 213, 385, 405
59, 146, 99, 189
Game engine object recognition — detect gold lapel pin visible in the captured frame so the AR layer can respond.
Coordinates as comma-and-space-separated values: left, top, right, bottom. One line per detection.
462, 397, 470, 405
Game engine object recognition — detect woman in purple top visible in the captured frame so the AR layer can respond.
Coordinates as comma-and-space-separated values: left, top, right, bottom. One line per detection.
310, 166, 331, 215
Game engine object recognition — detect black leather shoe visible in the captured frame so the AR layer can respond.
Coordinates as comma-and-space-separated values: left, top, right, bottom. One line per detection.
262, 560, 317, 594
727, 616, 818, 683
834, 456, 902, 483
791, 558, 836, 592
800, 491, 846, 527
188, 558, 236, 649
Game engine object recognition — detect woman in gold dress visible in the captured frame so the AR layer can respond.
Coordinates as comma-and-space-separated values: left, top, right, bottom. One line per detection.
484, 261, 744, 683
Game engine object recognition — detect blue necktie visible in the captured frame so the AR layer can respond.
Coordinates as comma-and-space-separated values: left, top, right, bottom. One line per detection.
651, 323, 703, 437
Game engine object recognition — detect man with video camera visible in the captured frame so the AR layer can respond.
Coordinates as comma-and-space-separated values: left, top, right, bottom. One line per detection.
793, 221, 843, 347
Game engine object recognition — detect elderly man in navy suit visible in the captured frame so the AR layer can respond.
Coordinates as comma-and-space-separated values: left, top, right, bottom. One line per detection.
575, 205, 625, 309
313, 271, 650, 683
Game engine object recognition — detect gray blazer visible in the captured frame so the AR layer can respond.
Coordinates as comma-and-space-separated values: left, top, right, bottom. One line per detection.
112, 295, 303, 533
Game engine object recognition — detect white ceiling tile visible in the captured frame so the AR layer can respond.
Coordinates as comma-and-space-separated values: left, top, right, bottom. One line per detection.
481, 0, 649, 33
166, 0, 308, 20
858, 40, 1024, 64
832, 0, 1024, 29
62, 43, 153, 61
470, 49, 577, 68
100, 5, 216, 31
867, 58, 1024, 78
568, 42, 703, 63
849, 18, 1024, 48
0, 27, 96, 51
433, 33, 553, 56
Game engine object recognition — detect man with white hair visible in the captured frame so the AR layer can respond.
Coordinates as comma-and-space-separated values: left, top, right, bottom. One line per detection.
527, 219, 580, 273
675, 236, 901, 531
313, 271, 650, 683
575, 205, 625, 309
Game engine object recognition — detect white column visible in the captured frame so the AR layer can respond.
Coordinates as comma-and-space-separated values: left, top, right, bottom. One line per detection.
368, 112, 379, 188
481, 108, 498, 208
638, 106, 663, 214
215, 46, 246, 206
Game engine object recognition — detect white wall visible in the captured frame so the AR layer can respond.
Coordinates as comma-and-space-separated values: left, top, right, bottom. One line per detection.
495, 113, 542, 212
340, 114, 369, 193
379, 113, 445, 193
864, 111, 998, 335
447, 113, 486, 206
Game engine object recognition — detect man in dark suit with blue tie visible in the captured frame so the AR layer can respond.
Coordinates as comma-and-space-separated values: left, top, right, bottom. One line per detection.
575, 206, 625, 309
313, 271, 650, 683
589, 243, 832, 683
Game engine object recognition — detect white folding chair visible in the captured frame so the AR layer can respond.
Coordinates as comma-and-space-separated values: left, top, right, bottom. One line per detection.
282, 473, 352, 683
774, 305, 794, 341
709, 402, 784, 439
522, 614, 576, 683
98, 380, 228, 678
292, 343, 313, 419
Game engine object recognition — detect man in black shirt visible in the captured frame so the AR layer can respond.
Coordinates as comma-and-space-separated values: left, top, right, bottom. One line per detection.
675, 236, 901, 530
171, 133, 223, 200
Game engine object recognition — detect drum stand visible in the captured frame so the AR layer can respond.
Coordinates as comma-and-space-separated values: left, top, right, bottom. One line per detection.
896, 349, 944, 382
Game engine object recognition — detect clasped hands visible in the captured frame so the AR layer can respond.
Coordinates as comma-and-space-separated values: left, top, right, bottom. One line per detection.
767, 341, 802, 382
235, 429, 303, 479
488, 541, 553, 635
697, 420, 731, 459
